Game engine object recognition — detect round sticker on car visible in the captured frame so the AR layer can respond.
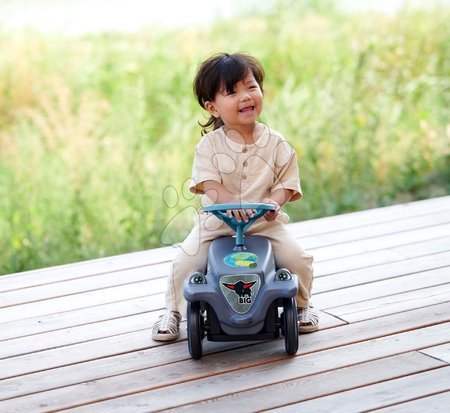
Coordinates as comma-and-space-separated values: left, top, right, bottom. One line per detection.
224, 252, 258, 268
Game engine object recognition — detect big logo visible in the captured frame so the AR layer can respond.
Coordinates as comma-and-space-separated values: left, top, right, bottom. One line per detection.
219, 274, 260, 314
222, 280, 256, 304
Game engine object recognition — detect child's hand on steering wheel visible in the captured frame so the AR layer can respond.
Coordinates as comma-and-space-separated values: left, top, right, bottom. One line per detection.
226, 208, 256, 223
225, 200, 256, 223
263, 198, 281, 221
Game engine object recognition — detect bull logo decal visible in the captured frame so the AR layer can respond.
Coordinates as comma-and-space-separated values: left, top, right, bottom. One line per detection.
222, 280, 257, 302
220, 275, 260, 313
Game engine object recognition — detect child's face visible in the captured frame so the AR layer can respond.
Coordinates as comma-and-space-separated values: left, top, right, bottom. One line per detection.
205, 71, 263, 132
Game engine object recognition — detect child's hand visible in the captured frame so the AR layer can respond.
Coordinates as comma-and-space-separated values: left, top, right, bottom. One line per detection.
227, 207, 256, 223
263, 198, 281, 222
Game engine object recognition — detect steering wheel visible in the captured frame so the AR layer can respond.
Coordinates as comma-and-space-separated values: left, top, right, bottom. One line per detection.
203, 203, 276, 248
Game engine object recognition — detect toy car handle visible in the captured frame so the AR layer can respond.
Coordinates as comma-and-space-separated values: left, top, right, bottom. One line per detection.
203, 203, 276, 249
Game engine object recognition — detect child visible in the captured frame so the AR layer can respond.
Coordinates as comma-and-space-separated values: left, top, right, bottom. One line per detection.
152, 52, 318, 341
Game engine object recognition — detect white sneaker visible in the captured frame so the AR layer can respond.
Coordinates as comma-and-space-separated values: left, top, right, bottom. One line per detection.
297, 304, 319, 333
152, 310, 181, 341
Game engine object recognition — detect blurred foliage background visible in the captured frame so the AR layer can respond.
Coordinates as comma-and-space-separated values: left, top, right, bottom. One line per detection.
0, 0, 449, 274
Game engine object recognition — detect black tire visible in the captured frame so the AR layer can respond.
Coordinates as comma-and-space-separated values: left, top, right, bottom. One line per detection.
283, 297, 299, 355
187, 301, 203, 359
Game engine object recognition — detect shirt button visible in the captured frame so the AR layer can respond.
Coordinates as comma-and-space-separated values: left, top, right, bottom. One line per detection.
243, 161, 248, 167
242, 147, 248, 153
242, 174, 247, 180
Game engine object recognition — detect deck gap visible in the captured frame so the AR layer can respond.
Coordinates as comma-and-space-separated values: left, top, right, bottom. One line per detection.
319, 310, 349, 325
418, 349, 450, 366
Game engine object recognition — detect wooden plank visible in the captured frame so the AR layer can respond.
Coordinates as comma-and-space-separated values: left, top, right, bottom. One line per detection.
0, 306, 448, 403
0, 296, 153, 342
6, 323, 447, 413
1, 196, 447, 288
0, 280, 166, 324
0, 312, 160, 359
373, 391, 450, 412
0, 261, 169, 295
0, 296, 341, 347
2, 233, 448, 311
0, 262, 446, 329
2, 234, 448, 314
420, 343, 450, 364
0, 327, 175, 381
1, 267, 448, 360
314, 237, 449, 277
156, 352, 446, 413
0, 197, 447, 412
5, 275, 443, 348
288, 196, 450, 236
0, 310, 343, 360
2, 265, 443, 343
272, 366, 450, 413
2, 211, 447, 309
4, 247, 448, 314
314, 267, 449, 310
325, 284, 450, 323
297, 209, 450, 250
0, 274, 166, 309
2, 216, 447, 304
389, 236, 450, 258
0, 246, 175, 286
314, 251, 450, 292
312, 223, 450, 263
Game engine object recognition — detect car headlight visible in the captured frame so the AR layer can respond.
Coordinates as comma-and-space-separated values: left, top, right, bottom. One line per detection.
190, 272, 207, 284
275, 268, 292, 281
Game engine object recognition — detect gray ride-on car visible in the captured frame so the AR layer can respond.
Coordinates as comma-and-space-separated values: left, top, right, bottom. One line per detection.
183, 202, 299, 359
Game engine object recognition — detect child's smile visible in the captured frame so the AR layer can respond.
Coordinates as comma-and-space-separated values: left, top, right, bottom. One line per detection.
239, 105, 256, 116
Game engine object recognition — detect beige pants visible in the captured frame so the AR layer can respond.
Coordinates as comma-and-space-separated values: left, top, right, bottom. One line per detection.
165, 212, 314, 316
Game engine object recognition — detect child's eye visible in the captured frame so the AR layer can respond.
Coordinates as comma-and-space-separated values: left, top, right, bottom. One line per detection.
221, 89, 235, 96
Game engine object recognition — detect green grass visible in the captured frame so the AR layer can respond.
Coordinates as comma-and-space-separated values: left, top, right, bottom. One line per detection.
0, 1, 449, 275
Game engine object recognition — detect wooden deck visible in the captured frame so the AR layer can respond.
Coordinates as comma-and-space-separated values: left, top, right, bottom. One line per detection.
0, 196, 449, 412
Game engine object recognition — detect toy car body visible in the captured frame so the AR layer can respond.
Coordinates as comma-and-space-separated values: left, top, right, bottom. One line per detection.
184, 203, 299, 359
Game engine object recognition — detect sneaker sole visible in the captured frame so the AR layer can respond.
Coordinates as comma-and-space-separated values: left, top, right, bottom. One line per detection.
152, 333, 179, 342
298, 324, 319, 334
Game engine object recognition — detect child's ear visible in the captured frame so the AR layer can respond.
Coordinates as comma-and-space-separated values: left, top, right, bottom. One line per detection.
204, 101, 220, 118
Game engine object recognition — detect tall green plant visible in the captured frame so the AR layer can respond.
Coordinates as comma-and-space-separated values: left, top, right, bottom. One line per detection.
0, 3, 448, 274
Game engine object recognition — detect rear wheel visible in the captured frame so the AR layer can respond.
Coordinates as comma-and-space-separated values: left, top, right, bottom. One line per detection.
283, 297, 299, 355
187, 301, 203, 359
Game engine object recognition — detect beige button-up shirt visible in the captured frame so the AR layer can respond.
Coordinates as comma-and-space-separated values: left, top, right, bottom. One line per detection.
189, 125, 302, 208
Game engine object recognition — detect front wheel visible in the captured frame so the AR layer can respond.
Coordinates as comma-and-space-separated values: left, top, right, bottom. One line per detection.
187, 301, 203, 359
283, 297, 299, 355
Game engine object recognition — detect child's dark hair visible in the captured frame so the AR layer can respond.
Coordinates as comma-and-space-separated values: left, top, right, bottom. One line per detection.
193, 53, 265, 135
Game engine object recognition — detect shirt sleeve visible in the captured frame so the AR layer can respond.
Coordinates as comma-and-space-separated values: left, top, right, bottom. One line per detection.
271, 139, 302, 202
189, 136, 222, 194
